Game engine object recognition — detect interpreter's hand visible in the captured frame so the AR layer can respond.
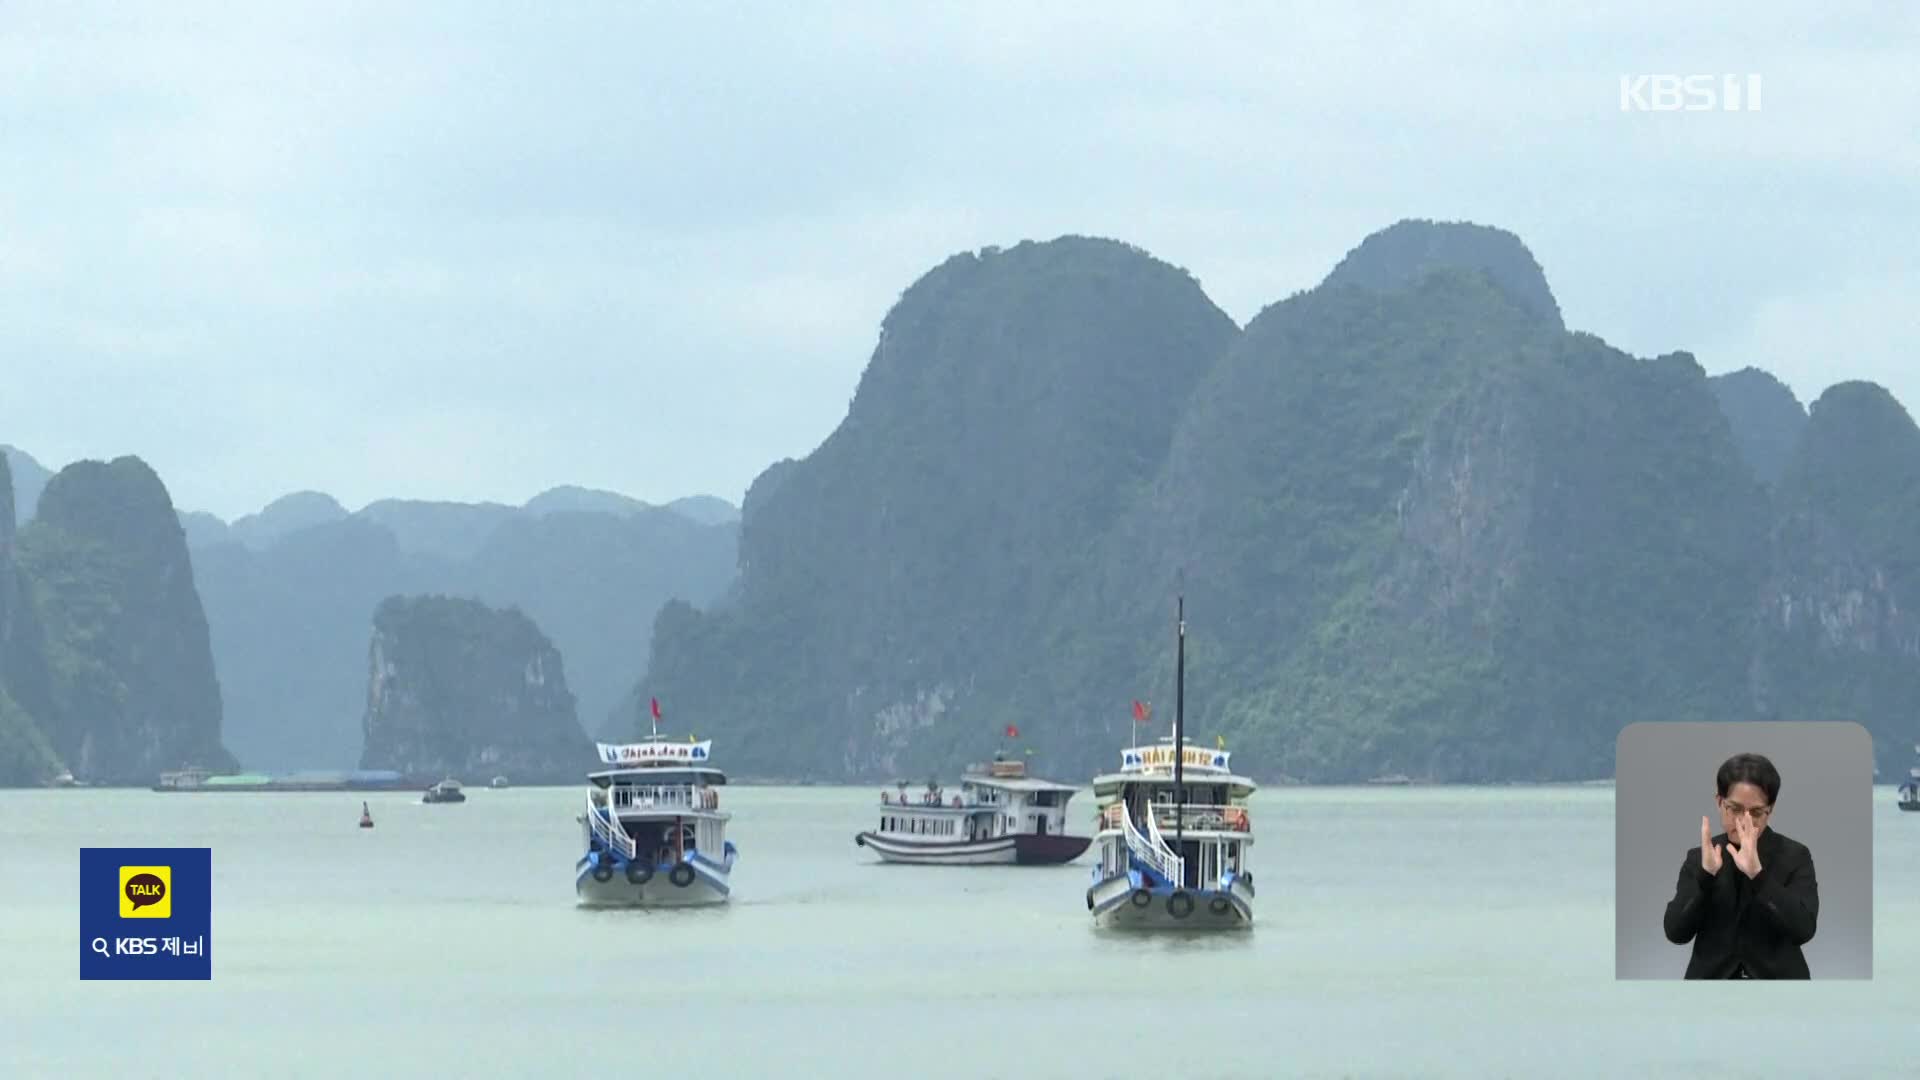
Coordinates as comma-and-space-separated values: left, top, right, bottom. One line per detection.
1728, 814, 1764, 878
1699, 816, 1723, 875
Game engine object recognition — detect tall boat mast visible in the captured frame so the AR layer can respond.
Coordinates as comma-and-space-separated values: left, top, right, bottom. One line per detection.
1174, 595, 1186, 864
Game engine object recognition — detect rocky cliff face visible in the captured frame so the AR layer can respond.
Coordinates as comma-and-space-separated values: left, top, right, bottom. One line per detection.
359, 595, 593, 783
1, 445, 51, 527
1103, 243, 1765, 781
636, 236, 1240, 779
1346, 347, 1769, 779
12, 456, 234, 782
0, 456, 63, 784
1752, 382, 1920, 774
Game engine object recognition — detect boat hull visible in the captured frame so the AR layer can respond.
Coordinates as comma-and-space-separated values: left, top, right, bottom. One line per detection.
854, 831, 1090, 865
1087, 872, 1254, 930
1900, 801, 1920, 812
575, 847, 735, 908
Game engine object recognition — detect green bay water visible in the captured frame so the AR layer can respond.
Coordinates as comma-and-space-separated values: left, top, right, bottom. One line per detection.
4, 786, 1915, 1078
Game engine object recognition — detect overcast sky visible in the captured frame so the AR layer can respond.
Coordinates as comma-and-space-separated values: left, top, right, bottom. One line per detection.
4, 4, 1915, 520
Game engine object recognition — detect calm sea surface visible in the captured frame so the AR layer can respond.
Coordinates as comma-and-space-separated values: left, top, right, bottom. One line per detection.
4, 786, 1915, 1078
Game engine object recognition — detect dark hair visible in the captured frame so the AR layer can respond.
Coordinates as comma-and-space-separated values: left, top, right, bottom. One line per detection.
1716, 752, 1781, 804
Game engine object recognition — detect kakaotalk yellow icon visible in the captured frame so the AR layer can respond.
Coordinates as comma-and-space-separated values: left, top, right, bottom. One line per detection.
119, 865, 171, 918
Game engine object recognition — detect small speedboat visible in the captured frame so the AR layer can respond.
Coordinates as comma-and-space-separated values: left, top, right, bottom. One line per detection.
422, 779, 466, 804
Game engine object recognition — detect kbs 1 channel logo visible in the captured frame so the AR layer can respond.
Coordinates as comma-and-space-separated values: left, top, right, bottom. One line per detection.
80, 848, 211, 980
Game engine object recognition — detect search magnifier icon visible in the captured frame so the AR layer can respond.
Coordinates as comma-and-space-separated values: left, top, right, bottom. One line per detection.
90, 937, 109, 957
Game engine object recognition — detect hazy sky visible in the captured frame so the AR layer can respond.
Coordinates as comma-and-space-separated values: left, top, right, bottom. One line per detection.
4, 4, 1915, 520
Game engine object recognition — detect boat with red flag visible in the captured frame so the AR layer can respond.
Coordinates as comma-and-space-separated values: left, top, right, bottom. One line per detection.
576, 698, 737, 906
854, 731, 1090, 865
1086, 597, 1257, 929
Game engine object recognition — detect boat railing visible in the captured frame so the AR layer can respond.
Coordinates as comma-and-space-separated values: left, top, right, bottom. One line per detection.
1155, 803, 1250, 833
1103, 802, 1250, 833
611, 784, 719, 812
880, 791, 975, 810
585, 795, 638, 861
1123, 802, 1184, 885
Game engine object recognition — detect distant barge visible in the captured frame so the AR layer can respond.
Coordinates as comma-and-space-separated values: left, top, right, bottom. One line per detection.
152, 768, 425, 793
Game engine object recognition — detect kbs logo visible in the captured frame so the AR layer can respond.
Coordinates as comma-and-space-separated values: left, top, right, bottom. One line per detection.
1620, 74, 1762, 112
119, 865, 171, 918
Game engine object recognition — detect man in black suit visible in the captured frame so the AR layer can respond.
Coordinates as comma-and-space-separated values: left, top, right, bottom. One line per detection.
1663, 752, 1818, 978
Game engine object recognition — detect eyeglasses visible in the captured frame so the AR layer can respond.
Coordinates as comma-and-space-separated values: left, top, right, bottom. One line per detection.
1720, 801, 1772, 822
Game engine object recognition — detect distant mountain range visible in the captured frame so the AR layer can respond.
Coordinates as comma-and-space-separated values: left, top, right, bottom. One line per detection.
182, 486, 739, 773
184, 485, 739, 556
0, 448, 738, 780
8, 219, 1913, 788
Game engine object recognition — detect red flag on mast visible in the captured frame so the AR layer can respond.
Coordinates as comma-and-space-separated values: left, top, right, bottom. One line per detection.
1005, 724, 1018, 738
650, 697, 662, 721
1132, 700, 1149, 723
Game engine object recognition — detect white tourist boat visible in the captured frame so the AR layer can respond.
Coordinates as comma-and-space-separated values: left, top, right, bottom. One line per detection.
854, 756, 1090, 865
576, 735, 736, 907
1086, 598, 1256, 929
